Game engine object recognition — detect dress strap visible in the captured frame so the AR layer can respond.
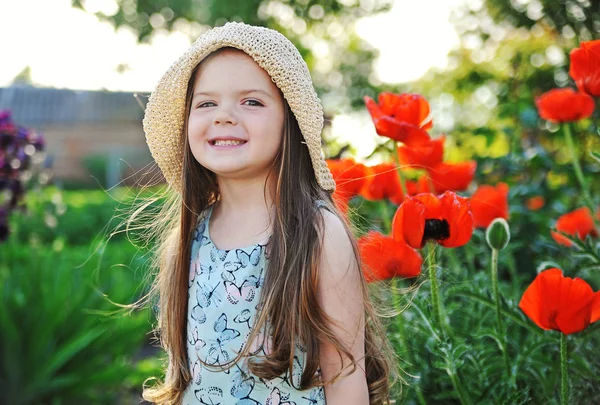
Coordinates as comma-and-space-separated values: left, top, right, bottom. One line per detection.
314, 199, 333, 212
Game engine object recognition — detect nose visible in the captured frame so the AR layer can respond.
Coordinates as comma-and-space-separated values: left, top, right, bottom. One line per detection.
213, 106, 238, 126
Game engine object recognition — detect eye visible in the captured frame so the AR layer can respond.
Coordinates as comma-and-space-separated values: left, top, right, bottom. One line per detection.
244, 99, 263, 107
197, 101, 216, 108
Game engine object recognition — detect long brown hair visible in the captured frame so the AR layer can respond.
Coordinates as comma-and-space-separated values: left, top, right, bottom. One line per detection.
131, 48, 399, 404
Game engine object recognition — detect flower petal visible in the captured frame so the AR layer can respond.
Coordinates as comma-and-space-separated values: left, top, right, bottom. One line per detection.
535, 88, 595, 122
569, 40, 600, 96
554, 276, 596, 334
428, 161, 477, 193
358, 231, 423, 281
392, 197, 426, 249
439, 191, 474, 248
551, 207, 598, 247
470, 182, 510, 229
519, 268, 598, 334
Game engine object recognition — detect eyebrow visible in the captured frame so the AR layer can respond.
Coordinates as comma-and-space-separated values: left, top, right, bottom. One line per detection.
192, 89, 274, 100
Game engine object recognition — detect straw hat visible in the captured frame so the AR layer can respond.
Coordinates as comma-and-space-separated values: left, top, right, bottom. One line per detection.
143, 21, 336, 192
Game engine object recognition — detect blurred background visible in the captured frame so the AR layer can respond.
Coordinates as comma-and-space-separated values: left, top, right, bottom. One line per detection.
1, 0, 599, 403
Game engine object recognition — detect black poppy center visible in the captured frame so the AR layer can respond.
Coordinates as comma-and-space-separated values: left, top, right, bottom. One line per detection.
422, 219, 450, 245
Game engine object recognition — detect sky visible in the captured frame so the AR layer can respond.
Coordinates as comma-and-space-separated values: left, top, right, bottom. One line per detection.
0, 0, 464, 160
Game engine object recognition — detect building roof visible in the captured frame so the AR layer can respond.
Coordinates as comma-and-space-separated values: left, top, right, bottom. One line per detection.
0, 85, 147, 127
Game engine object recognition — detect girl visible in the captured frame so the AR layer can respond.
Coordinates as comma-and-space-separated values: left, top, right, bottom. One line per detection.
138, 22, 397, 405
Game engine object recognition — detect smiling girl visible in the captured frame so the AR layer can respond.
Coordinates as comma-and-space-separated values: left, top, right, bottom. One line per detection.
138, 22, 397, 405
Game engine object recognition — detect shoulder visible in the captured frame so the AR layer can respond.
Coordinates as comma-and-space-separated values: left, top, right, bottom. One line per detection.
316, 208, 359, 284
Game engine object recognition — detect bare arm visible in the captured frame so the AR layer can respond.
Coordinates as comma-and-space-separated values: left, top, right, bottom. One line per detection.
317, 210, 369, 405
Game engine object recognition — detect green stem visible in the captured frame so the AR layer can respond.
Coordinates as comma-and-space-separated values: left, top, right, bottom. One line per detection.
491, 248, 511, 383
427, 243, 443, 330
380, 200, 392, 234
447, 369, 473, 405
563, 123, 594, 210
560, 334, 568, 405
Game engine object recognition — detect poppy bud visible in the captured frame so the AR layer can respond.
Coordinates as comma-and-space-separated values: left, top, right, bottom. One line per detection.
486, 218, 510, 251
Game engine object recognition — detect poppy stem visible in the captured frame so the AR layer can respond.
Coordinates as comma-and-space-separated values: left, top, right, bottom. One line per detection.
560, 333, 568, 405
427, 243, 443, 330
563, 123, 594, 211
491, 248, 512, 384
380, 199, 392, 234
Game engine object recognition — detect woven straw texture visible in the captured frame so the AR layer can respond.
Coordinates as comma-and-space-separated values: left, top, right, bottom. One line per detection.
143, 21, 336, 192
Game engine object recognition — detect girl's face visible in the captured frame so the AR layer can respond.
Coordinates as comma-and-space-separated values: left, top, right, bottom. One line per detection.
187, 49, 285, 183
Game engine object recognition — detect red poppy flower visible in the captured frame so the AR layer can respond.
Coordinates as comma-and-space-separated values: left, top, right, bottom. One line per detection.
427, 161, 477, 194
359, 163, 405, 205
392, 191, 474, 249
519, 268, 600, 335
364, 93, 432, 146
327, 158, 368, 214
535, 88, 595, 123
397, 135, 445, 169
470, 182, 509, 228
526, 196, 545, 211
358, 231, 423, 282
551, 207, 598, 247
569, 39, 600, 97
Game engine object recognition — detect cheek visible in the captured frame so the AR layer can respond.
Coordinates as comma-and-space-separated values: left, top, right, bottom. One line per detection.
187, 115, 206, 140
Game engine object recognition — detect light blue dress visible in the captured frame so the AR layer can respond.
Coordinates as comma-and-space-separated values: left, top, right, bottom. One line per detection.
182, 202, 327, 405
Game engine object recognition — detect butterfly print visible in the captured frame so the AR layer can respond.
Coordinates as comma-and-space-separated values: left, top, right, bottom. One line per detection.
302, 388, 325, 404
230, 367, 260, 405
233, 309, 253, 329
188, 325, 207, 352
236, 246, 262, 268
199, 263, 217, 281
210, 244, 229, 262
191, 359, 203, 386
206, 314, 241, 366
194, 386, 223, 405
221, 260, 244, 283
197, 281, 222, 308
224, 277, 258, 305
266, 387, 297, 405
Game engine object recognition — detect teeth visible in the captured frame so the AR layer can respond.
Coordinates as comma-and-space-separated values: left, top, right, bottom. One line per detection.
213, 140, 245, 146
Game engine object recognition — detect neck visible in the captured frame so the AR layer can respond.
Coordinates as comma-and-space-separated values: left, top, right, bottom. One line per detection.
213, 174, 277, 225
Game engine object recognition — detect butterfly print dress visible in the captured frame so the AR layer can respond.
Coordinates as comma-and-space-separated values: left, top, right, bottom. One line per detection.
182, 203, 327, 405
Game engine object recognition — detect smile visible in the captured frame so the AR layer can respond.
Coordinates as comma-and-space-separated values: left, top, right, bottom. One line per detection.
209, 139, 248, 148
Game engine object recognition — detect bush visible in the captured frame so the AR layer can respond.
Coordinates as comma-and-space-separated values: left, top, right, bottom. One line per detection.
0, 237, 155, 405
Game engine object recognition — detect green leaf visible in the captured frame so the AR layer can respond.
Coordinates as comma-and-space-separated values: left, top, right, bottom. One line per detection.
34, 326, 107, 384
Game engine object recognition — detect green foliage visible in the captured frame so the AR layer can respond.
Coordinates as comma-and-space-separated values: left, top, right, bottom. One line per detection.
482, 0, 600, 41
8, 186, 165, 246
0, 237, 154, 404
